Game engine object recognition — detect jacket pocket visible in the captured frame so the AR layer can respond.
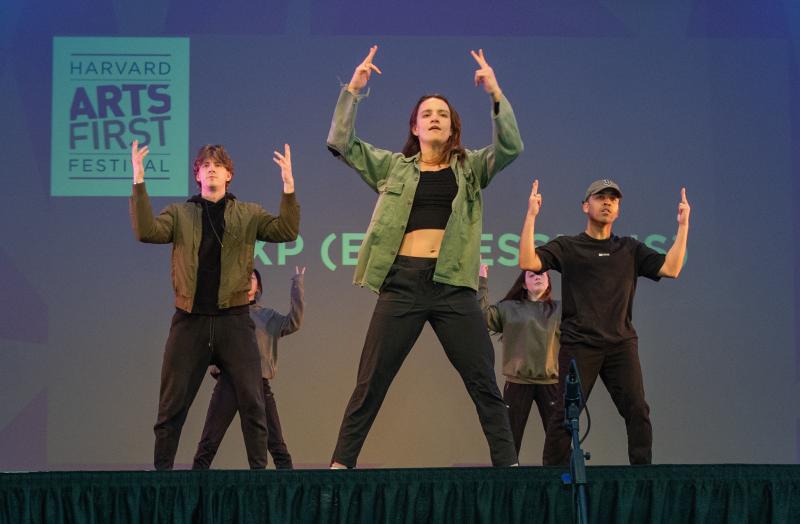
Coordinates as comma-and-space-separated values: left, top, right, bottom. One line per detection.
463, 183, 481, 224
455, 168, 481, 224
372, 180, 405, 226
240, 242, 254, 269
376, 179, 404, 195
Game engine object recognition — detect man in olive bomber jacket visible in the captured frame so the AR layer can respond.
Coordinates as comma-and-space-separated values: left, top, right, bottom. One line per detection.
129, 141, 300, 470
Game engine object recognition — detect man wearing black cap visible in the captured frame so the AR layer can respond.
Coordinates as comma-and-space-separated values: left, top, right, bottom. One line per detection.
518, 178, 690, 465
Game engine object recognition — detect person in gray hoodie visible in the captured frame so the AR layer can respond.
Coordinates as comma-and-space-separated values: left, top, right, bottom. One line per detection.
193, 267, 304, 469
478, 265, 561, 458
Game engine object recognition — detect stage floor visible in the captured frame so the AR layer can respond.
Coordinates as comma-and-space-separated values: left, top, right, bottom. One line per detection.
1, 464, 798, 523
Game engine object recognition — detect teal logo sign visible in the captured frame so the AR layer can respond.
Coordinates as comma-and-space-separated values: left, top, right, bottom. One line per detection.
51, 37, 190, 196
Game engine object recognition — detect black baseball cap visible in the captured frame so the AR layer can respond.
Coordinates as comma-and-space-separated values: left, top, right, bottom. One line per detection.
583, 179, 622, 202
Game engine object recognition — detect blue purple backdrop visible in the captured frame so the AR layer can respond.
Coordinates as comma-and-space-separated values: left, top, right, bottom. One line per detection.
1, 0, 798, 469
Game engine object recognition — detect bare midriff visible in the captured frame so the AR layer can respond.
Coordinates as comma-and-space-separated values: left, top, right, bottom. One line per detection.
398, 229, 446, 258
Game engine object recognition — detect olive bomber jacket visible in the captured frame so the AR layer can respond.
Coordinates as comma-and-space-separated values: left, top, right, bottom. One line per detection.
130, 182, 300, 312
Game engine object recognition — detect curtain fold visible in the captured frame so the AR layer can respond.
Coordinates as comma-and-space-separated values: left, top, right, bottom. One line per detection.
1, 465, 798, 524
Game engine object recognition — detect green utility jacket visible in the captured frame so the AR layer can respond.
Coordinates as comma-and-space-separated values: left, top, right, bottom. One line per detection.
130, 182, 300, 312
326, 87, 523, 292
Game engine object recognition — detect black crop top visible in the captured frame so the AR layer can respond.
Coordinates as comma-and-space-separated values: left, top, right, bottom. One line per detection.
405, 167, 458, 233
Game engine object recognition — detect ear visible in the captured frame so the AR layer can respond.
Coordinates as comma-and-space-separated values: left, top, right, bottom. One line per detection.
581, 201, 589, 215
225, 172, 232, 182
412, 123, 419, 137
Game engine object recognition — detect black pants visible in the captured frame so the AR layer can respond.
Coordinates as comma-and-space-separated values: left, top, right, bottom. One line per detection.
192, 373, 293, 469
332, 256, 517, 467
542, 341, 652, 465
503, 381, 559, 457
153, 310, 267, 469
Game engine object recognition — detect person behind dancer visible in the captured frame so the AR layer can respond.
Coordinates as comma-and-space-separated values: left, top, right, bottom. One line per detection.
326, 45, 522, 468
193, 266, 305, 470
130, 141, 300, 470
478, 265, 561, 458
519, 178, 690, 465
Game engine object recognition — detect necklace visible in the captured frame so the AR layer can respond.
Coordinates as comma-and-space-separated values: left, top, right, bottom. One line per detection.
203, 199, 225, 248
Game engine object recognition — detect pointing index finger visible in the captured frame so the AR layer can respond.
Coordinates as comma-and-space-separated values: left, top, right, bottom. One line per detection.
365, 45, 378, 63
532, 179, 539, 194
681, 187, 687, 203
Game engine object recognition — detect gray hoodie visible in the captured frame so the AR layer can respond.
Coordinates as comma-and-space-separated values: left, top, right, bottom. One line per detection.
478, 276, 560, 385
251, 273, 304, 379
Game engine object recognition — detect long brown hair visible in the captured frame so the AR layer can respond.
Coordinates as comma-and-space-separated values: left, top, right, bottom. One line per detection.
501, 270, 552, 303
401, 94, 465, 164
252, 268, 263, 301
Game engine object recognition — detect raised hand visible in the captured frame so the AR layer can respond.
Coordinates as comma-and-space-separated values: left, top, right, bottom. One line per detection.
131, 140, 149, 184
677, 188, 691, 225
470, 49, 502, 101
528, 179, 542, 217
273, 144, 294, 194
348, 45, 382, 95
295, 266, 306, 275
658, 187, 691, 278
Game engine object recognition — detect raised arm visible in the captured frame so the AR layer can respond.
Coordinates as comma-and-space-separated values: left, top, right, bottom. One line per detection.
256, 143, 300, 242
658, 188, 691, 278
326, 46, 396, 191
471, 48, 503, 103
263, 266, 306, 338
132, 139, 148, 185
347, 45, 382, 96
519, 180, 543, 272
129, 140, 175, 243
477, 264, 503, 332
277, 266, 305, 337
273, 143, 294, 194
467, 49, 524, 187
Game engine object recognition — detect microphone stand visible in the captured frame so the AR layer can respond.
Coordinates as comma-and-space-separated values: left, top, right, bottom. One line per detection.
564, 359, 589, 524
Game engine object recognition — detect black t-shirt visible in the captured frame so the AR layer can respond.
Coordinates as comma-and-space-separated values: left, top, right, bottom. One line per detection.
192, 195, 228, 315
536, 233, 665, 348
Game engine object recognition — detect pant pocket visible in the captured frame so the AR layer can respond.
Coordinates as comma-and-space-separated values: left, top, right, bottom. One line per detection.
443, 286, 480, 315
377, 264, 419, 316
